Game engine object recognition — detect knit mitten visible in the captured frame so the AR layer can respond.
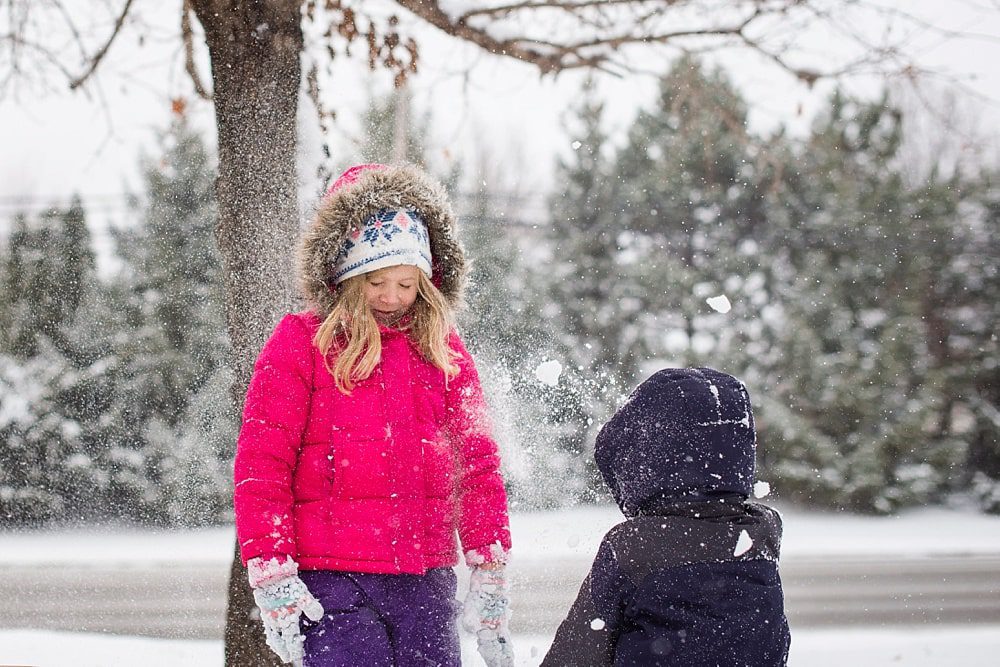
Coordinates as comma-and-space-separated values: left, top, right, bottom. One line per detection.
462, 565, 514, 667
247, 556, 324, 666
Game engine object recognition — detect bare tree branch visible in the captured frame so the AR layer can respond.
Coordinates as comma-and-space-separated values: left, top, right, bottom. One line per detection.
389, 0, 997, 88
390, 0, 832, 75
5, 0, 995, 105
68, 0, 136, 90
460, 0, 669, 22
2, 31, 75, 81
45, 0, 89, 61
394, 0, 575, 73
181, 0, 212, 100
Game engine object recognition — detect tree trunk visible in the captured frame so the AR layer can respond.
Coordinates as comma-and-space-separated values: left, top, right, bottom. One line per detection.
189, 2, 304, 664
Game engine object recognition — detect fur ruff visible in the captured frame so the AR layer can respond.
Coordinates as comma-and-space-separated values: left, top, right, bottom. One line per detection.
298, 165, 467, 317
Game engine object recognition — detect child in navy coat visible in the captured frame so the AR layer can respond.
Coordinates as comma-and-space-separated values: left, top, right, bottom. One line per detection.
542, 367, 790, 667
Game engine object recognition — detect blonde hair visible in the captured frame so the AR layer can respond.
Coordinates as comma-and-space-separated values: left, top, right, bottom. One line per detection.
314, 270, 461, 394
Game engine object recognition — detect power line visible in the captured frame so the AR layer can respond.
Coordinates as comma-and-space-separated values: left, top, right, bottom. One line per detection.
0, 190, 553, 225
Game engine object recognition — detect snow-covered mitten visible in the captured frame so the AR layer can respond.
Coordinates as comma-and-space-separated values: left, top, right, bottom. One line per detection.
247, 556, 325, 666
462, 565, 514, 667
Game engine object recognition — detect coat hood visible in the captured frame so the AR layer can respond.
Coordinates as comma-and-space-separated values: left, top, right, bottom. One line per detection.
298, 164, 467, 317
594, 368, 757, 516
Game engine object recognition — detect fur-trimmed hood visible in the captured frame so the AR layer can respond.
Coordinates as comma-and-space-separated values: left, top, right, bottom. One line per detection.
298, 164, 467, 317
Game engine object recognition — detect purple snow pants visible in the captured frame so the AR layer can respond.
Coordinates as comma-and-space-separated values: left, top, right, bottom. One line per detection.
298, 568, 461, 667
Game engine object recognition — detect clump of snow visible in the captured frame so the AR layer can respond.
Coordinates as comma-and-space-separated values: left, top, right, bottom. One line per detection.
753, 481, 771, 498
533, 360, 563, 387
590, 618, 606, 631
706, 294, 732, 313
734, 529, 753, 556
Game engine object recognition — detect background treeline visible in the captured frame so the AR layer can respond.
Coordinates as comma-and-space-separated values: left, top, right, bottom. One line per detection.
1, 58, 998, 525
0, 122, 234, 525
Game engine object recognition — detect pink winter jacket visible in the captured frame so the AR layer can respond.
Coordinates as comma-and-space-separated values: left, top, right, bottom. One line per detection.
233, 310, 511, 575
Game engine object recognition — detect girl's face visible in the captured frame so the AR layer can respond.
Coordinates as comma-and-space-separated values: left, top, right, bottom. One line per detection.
362, 264, 421, 325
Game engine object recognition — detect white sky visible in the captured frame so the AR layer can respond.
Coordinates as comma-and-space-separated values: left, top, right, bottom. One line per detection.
1, 0, 999, 226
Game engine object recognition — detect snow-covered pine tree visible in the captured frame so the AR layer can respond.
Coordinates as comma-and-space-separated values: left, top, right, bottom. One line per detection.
751, 92, 967, 512
945, 172, 1000, 512
101, 113, 233, 524
536, 76, 633, 500
613, 56, 772, 373
1, 199, 96, 358
0, 348, 85, 524
537, 62, 779, 500
0, 200, 103, 523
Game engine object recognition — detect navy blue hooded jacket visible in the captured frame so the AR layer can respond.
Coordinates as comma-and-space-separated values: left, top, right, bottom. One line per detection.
542, 368, 790, 667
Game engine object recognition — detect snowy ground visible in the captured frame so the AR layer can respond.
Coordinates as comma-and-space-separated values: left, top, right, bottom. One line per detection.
6, 502, 1000, 566
3, 626, 1000, 667
3, 502, 1000, 666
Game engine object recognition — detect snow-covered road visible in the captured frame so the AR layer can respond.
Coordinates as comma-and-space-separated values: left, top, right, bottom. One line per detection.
4, 503, 1000, 640
3, 553, 999, 639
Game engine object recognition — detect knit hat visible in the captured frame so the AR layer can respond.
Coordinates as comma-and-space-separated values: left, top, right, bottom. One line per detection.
298, 163, 467, 317
331, 207, 433, 284
594, 368, 757, 516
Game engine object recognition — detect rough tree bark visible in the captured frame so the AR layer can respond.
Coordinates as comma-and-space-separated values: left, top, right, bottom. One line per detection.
188, 2, 303, 664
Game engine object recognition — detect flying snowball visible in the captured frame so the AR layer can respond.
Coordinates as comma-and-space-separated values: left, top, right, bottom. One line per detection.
534, 360, 563, 386
590, 618, 606, 631
753, 481, 771, 498
733, 529, 753, 557
706, 294, 732, 313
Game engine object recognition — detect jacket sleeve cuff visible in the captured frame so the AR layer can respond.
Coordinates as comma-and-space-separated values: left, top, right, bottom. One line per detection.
464, 541, 510, 568
246, 555, 298, 588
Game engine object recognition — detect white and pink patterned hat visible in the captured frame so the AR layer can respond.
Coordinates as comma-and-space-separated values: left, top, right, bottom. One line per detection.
331, 207, 433, 284
301, 163, 466, 316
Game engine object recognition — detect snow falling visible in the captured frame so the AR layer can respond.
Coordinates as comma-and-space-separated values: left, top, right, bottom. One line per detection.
733, 530, 754, 557
533, 360, 563, 387
3, 3, 1000, 664
705, 294, 732, 313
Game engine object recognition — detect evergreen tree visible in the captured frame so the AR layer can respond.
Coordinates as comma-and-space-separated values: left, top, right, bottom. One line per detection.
0, 347, 92, 524
0, 201, 105, 523
542, 66, 998, 513
1, 199, 96, 359
537, 78, 630, 500
614, 56, 772, 370
750, 93, 967, 512
100, 114, 233, 524
540, 62, 781, 499
950, 174, 1000, 512
0, 213, 30, 354
358, 86, 430, 166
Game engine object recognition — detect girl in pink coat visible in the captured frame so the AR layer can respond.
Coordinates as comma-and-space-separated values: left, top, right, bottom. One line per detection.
234, 164, 513, 667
